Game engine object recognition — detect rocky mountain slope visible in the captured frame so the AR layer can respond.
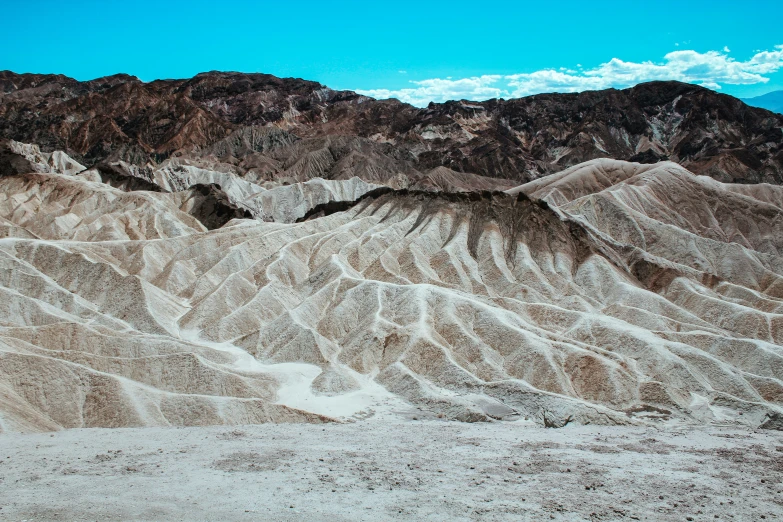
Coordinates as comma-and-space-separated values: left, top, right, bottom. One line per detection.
2, 70, 783, 185
0, 136, 781, 432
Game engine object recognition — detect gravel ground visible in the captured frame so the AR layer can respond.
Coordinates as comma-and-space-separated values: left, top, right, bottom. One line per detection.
0, 420, 781, 521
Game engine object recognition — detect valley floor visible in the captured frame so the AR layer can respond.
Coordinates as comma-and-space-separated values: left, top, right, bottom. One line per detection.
0, 420, 781, 521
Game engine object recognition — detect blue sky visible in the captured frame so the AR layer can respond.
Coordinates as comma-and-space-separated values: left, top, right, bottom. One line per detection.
2, 0, 782, 106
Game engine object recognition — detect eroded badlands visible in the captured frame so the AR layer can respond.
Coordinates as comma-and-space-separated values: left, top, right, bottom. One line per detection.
0, 139, 781, 433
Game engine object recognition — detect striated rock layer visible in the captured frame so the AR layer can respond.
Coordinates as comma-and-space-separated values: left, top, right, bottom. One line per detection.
0, 145, 781, 432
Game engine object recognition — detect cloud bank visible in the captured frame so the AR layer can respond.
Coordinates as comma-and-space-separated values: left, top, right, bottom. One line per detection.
356, 46, 783, 106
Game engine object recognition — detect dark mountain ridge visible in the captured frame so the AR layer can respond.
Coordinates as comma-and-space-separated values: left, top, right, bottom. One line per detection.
1, 70, 782, 184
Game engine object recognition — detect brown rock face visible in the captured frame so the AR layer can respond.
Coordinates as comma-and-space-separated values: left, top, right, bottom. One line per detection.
1, 70, 782, 185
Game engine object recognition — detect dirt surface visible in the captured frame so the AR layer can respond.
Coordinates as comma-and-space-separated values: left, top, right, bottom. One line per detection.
0, 420, 781, 521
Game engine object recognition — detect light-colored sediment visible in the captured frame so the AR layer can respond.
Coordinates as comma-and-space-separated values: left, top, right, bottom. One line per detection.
0, 151, 781, 432
0, 421, 780, 521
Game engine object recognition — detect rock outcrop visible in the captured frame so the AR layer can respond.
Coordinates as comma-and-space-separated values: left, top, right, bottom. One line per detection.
2, 71, 783, 185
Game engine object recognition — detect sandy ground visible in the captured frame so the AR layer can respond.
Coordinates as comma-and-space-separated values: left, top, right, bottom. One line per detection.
0, 420, 781, 521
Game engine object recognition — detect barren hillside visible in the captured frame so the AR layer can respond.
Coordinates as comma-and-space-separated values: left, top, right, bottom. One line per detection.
0, 136, 781, 432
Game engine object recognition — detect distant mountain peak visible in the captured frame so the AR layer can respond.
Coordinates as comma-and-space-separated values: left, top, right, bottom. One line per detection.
741, 90, 783, 114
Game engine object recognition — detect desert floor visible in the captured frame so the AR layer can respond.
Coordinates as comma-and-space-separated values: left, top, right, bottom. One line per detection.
0, 419, 781, 521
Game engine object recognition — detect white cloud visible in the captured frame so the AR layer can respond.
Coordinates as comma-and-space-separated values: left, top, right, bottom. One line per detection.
356, 75, 504, 107
355, 45, 783, 106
